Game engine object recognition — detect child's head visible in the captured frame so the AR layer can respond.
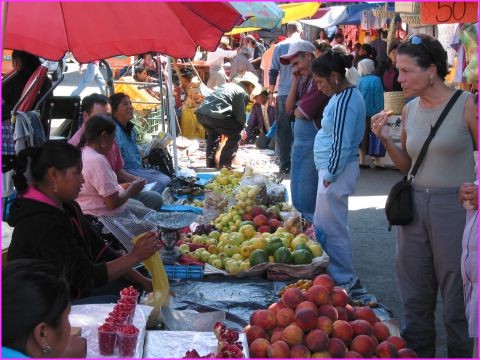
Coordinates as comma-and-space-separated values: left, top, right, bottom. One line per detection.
254, 90, 269, 105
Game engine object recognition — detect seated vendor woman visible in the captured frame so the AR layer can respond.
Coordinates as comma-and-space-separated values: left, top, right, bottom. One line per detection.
110, 93, 171, 192
134, 66, 157, 83
7, 140, 160, 300
2, 259, 87, 358
76, 114, 147, 217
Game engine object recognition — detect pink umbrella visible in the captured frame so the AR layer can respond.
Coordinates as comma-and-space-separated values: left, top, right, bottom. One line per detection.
3, 2, 242, 62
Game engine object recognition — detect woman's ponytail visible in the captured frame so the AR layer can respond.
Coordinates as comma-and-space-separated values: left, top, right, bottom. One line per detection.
12, 147, 40, 193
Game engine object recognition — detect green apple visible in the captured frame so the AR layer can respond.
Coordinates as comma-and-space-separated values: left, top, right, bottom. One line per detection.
208, 230, 221, 240
211, 258, 224, 269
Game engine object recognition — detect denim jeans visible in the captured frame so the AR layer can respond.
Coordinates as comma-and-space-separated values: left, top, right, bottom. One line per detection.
290, 118, 318, 223
71, 63, 106, 96
274, 95, 293, 172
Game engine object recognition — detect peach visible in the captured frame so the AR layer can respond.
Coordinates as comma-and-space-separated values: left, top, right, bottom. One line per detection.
345, 350, 363, 358
281, 324, 304, 346
253, 214, 268, 227
267, 339, 290, 358
282, 287, 305, 310
242, 213, 254, 221
372, 321, 390, 342
305, 329, 329, 352
386, 335, 407, 350
253, 309, 276, 330
251, 206, 266, 217
249, 309, 259, 326
267, 218, 282, 230
316, 316, 333, 335
268, 301, 286, 314
350, 319, 373, 336
331, 320, 353, 345
371, 334, 379, 348
331, 287, 349, 307
398, 348, 418, 358
295, 308, 318, 332
270, 327, 284, 343
257, 224, 272, 233
290, 344, 311, 358
336, 306, 348, 321
344, 304, 356, 321
244, 325, 266, 345
312, 274, 335, 293
295, 300, 318, 315
317, 305, 338, 322
306, 285, 331, 306
350, 334, 376, 358
311, 351, 331, 358
249, 338, 270, 358
354, 306, 379, 325
376, 340, 399, 358
276, 307, 295, 328
327, 337, 347, 358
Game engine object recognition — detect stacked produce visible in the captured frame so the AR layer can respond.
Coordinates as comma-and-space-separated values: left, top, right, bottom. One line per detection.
181, 210, 323, 276
183, 322, 244, 358
244, 273, 418, 358
204, 167, 244, 196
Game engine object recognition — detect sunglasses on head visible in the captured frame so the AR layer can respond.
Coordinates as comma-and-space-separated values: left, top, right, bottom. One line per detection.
408, 35, 435, 63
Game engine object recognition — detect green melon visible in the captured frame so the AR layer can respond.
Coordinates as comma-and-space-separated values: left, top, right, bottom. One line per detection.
249, 249, 268, 266
273, 247, 292, 264
292, 249, 313, 265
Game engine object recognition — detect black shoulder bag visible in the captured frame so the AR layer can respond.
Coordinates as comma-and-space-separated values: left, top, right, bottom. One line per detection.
385, 90, 462, 231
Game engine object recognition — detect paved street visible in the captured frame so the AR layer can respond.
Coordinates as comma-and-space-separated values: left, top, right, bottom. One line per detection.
56, 63, 448, 358
350, 167, 447, 358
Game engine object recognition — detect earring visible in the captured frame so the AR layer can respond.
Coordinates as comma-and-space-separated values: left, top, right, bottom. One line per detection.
429, 76, 434, 87
41, 345, 52, 354
335, 78, 339, 86
53, 182, 58, 193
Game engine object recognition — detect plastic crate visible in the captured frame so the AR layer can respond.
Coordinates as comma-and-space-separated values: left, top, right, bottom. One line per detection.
164, 265, 204, 280
146, 107, 163, 133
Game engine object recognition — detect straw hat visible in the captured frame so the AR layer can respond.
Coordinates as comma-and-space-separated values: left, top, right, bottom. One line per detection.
233, 71, 262, 97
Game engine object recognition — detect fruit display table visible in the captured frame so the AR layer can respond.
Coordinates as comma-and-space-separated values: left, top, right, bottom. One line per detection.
69, 303, 150, 358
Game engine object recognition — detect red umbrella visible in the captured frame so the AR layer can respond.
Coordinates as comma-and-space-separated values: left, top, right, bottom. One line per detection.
3, 2, 242, 62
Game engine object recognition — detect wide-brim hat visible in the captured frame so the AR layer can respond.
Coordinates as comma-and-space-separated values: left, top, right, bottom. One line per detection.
280, 40, 316, 65
220, 36, 230, 47
233, 71, 262, 97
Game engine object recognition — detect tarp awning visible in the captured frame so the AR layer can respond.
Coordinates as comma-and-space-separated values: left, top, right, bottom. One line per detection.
301, 2, 393, 28
230, 2, 284, 31
226, 2, 321, 35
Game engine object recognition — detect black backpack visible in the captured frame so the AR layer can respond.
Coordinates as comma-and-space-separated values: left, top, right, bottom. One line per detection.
145, 147, 174, 177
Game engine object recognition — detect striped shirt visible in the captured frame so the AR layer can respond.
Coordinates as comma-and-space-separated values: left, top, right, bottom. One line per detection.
314, 87, 366, 182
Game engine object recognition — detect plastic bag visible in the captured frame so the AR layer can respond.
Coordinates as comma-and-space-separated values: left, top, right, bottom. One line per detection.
267, 182, 288, 205
132, 233, 170, 327
203, 190, 229, 223
237, 175, 269, 206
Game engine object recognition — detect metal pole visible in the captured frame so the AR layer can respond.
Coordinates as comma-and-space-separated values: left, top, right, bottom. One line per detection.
166, 57, 178, 176
2, 2, 8, 50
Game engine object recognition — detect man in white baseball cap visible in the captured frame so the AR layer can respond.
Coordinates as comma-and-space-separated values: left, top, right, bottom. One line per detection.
279, 39, 330, 225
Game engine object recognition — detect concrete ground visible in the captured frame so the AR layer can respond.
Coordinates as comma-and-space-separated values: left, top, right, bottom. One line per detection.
54, 63, 449, 358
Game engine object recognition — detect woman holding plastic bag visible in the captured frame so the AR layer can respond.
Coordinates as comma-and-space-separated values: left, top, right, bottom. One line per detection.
7, 140, 159, 301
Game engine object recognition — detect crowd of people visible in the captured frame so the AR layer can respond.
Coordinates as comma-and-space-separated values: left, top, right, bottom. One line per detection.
1, 20, 477, 359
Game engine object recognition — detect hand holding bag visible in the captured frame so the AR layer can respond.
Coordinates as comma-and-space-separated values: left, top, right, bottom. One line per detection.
385, 90, 462, 230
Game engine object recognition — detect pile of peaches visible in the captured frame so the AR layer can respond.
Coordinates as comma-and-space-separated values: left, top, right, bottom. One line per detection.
244, 274, 417, 358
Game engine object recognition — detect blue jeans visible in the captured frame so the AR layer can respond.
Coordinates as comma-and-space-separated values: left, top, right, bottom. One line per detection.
71, 63, 106, 96
290, 118, 318, 223
274, 95, 293, 171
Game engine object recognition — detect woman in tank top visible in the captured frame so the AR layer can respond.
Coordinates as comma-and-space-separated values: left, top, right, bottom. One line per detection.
371, 34, 477, 358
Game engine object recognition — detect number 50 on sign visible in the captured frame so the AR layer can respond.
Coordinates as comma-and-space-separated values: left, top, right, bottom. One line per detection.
421, 2, 478, 24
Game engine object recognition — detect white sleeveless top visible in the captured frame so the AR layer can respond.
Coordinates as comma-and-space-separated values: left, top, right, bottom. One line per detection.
405, 91, 475, 187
